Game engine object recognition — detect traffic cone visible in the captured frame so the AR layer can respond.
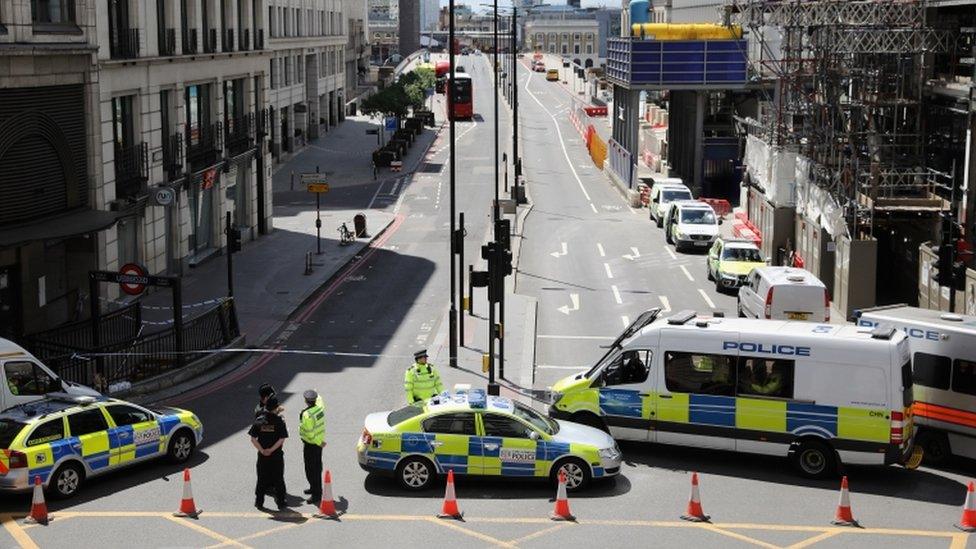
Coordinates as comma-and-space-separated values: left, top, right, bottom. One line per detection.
956, 481, 976, 532
831, 476, 858, 527
24, 476, 48, 525
437, 469, 463, 520
313, 470, 341, 519
173, 468, 201, 518
680, 472, 709, 522
550, 470, 575, 521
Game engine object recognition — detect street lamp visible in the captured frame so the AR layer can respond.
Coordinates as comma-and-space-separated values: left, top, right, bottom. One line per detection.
448, 0, 458, 368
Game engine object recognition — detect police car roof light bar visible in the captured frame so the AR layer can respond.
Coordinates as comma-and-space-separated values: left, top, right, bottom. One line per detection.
667, 310, 697, 325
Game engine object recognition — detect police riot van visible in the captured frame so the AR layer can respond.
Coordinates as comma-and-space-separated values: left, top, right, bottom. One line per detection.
0, 338, 99, 412
548, 309, 921, 478
855, 305, 976, 465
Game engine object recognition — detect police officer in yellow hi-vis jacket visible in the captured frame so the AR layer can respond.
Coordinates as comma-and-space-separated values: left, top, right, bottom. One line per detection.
404, 349, 443, 404
299, 390, 326, 504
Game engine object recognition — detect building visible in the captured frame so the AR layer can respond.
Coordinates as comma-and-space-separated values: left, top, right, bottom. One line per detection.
398, 0, 420, 57
368, 0, 397, 62
524, 18, 601, 67
420, 0, 439, 32
266, 0, 348, 163
593, 8, 622, 58
567, 0, 581, 8
344, 0, 370, 107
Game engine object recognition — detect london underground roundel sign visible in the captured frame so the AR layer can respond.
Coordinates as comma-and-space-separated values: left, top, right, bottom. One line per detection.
118, 263, 149, 296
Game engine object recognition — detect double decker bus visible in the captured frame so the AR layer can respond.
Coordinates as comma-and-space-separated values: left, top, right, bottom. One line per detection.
434, 60, 450, 93
448, 72, 473, 120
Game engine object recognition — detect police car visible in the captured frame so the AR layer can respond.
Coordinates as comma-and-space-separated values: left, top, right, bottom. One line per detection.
357, 389, 621, 491
0, 393, 203, 498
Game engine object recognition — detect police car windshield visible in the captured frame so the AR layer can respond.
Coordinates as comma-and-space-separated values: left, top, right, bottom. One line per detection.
512, 401, 557, 435
723, 247, 763, 262
0, 419, 26, 448
387, 405, 424, 426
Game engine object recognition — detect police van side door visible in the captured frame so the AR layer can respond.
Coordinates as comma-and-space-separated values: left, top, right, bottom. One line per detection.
596, 349, 655, 442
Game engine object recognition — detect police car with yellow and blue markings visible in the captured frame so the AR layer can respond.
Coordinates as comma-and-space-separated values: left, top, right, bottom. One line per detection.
0, 393, 202, 498
357, 389, 621, 491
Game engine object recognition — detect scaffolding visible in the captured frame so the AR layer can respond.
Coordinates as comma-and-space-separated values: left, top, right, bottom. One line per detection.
728, 0, 955, 235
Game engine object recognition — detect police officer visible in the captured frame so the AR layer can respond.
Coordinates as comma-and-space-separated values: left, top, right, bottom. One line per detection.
299, 390, 326, 504
255, 383, 276, 416
249, 396, 288, 510
404, 349, 444, 404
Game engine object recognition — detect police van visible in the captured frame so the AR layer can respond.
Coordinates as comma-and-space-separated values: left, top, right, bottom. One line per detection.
548, 309, 921, 478
0, 338, 100, 411
855, 305, 976, 464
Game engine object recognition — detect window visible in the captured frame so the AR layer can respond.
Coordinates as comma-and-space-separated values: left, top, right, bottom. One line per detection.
32, 0, 75, 24
574, 44, 580, 54
952, 358, 976, 396
0, 420, 27, 448
270, 58, 276, 89
26, 419, 65, 447
387, 405, 424, 426
422, 413, 477, 435
111, 95, 136, 149
602, 350, 652, 386
586, 44, 593, 54
723, 247, 764, 262
285, 57, 292, 85
296, 56, 303, 83
737, 357, 794, 399
512, 401, 557, 435
482, 414, 533, 438
913, 352, 951, 390
67, 408, 109, 437
900, 359, 914, 407
3, 361, 59, 396
664, 351, 736, 396
106, 404, 154, 426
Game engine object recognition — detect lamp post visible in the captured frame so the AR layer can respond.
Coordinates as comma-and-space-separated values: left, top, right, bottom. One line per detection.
448, 0, 458, 368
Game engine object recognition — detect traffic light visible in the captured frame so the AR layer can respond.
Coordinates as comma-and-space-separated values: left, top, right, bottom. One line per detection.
229, 228, 243, 253
495, 218, 511, 251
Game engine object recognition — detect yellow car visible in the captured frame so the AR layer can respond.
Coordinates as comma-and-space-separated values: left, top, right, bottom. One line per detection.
357, 389, 621, 492
546, 69, 560, 81
0, 393, 203, 498
706, 237, 767, 292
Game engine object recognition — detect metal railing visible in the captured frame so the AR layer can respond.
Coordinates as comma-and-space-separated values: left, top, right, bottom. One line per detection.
115, 142, 149, 199
222, 28, 234, 52
225, 113, 255, 157
110, 28, 140, 59
158, 28, 176, 56
23, 302, 142, 352
239, 28, 250, 51
186, 121, 223, 171
162, 132, 184, 181
182, 28, 198, 54
203, 28, 217, 53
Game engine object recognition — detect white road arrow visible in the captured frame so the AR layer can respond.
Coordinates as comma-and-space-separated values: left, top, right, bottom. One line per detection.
622, 247, 641, 261
557, 293, 580, 315
550, 242, 568, 258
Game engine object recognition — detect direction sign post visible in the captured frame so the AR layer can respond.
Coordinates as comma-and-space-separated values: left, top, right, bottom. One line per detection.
301, 168, 331, 254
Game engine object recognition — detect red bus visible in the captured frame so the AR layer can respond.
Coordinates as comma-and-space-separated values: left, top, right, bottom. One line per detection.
434, 60, 450, 93
448, 72, 473, 120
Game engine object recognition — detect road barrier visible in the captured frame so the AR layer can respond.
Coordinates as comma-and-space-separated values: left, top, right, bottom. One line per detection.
699, 198, 731, 217
588, 129, 608, 169
584, 105, 608, 117
732, 211, 763, 247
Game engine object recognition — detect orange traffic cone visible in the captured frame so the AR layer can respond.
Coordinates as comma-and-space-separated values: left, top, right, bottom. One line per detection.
831, 476, 858, 526
24, 476, 48, 525
550, 470, 575, 521
437, 469, 463, 520
680, 472, 709, 522
314, 470, 341, 519
173, 468, 201, 518
956, 481, 976, 532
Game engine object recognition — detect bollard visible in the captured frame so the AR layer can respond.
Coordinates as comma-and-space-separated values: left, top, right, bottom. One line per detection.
304, 251, 312, 275
468, 265, 474, 315
354, 213, 368, 238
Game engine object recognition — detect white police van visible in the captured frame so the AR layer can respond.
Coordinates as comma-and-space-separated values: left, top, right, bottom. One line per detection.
548, 309, 920, 478
855, 305, 976, 464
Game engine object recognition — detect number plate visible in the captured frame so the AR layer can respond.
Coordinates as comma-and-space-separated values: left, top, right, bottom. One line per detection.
694, 241, 709, 246
787, 312, 810, 320
499, 448, 535, 464
133, 427, 161, 445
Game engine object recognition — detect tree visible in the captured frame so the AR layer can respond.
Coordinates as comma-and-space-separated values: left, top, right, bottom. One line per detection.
360, 84, 410, 122
400, 67, 437, 112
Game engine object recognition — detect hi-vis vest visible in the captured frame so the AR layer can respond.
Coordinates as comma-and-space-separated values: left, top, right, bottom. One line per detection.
299, 396, 325, 445
404, 363, 443, 403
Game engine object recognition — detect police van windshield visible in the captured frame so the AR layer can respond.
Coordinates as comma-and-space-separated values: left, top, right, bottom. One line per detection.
0, 419, 26, 448
512, 401, 558, 435
663, 190, 692, 202
680, 209, 716, 225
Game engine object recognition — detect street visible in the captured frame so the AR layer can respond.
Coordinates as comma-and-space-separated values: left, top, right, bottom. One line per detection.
1, 54, 974, 549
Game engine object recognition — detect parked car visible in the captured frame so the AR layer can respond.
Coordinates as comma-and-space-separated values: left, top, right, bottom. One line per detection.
706, 237, 767, 292
737, 266, 830, 322
649, 183, 693, 227
664, 201, 719, 252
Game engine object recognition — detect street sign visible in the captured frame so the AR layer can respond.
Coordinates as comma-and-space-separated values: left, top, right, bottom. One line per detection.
90, 265, 177, 296
384, 117, 398, 131
150, 186, 175, 207
301, 174, 330, 193
307, 183, 330, 193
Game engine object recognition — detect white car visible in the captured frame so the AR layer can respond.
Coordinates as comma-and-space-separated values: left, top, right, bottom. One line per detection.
649, 183, 693, 227
664, 201, 719, 252
737, 266, 830, 322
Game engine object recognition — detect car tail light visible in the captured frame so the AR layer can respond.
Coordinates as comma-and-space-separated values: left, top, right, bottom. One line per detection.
360, 428, 372, 446
7, 451, 28, 469
824, 289, 831, 322
764, 287, 774, 319
890, 411, 904, 445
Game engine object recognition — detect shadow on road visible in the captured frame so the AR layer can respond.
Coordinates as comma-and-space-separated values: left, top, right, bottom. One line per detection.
361, 472, 630, 501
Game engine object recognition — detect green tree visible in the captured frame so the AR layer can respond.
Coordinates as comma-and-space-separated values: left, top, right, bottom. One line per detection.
360, 84, 410, 122
401, 67, 437, 112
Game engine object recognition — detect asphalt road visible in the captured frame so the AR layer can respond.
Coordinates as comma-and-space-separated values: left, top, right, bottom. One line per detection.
1, 55, 974, 549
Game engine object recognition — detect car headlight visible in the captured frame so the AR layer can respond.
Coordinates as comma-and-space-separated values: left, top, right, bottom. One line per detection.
673, 228, 685, 238
720, 272, 737, 280
598, 446, 621, 460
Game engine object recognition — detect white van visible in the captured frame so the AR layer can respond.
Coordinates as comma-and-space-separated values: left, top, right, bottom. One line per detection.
855, 305, 976, 464
0, 338, 99, 411
548, 309, 920, 478
664, 201, 719, 252
649, 183, 693, 227
738, 267, 830, 322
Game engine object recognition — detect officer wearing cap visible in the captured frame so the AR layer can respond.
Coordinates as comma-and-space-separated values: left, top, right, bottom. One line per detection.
299, 389, 326, 504
404, 349, 444, 404
255, 383, 276, 416
249, 396, 288, 510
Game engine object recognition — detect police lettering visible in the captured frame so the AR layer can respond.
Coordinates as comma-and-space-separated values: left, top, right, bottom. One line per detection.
722, 341, 811, 356
858, 319, 941, 341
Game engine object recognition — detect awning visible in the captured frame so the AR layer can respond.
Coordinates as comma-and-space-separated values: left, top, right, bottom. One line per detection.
0, 208, 123, 248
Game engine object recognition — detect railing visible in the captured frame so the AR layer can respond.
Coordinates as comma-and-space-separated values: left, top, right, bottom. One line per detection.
162, 132, 184, 181
110, 28, 140, 59
225, 113, 255, 157
182, 28, 198, 54
115, 142, 149, 199
23, 302, 142, 352
254, 28, 264, 50
223, 28, 235, 52
159, 28, 177, 56
186, 121, 223, 171
239, 28, 250, 51
203, 28, 217, 53
607, 138, 634, 188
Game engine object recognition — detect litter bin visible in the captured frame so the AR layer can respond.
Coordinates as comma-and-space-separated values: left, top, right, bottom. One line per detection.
354, 213, 368, 237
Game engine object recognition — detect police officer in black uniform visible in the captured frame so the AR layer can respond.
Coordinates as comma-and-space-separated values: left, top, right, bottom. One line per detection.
255, 383, 276, 416
249, 396, 288, 510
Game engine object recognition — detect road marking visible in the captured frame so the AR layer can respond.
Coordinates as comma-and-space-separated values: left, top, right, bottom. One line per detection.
621, 315, 630, 327
208, 523, 303, 548
623, 247, 640, 261
679, 265, 694, 282
537, 334, 614, 340
786, 530, 842, 549
590, 203, 598, 213
367, 178, 389, 210
611, 285, 623, 304
659, 295, 671, 312
557, 293, 580, 315
507, 523, 570, 545
604, 263, 614, 279
699, 524, 781, 549
165, 515, 251, 548
699, 289, 716, 309
596, 243, 605, 257
550, 242, 568, 258
664, 246, 677, 260
1, 515, 39, 549
427, 516, 514, 548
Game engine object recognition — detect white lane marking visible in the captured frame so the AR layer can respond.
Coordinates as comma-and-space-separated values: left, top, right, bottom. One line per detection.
604, 263, 614, 279
524, 69, 592, 204
597, 243, 605, 257
699, 288, 717, 309
367, 178, 389, 210
659, 295, 671, 312
537, 334, 614, 340
623, 247, 640, 261
679, 265, 694, 282
550, 242, 568, 258
611, 285, 623, 304
537, 365, 587, 370
590, 203, 598, 213
664, 246, 677, 260
621, 315, 630, 328
393, 187, 408, 215
557, 293, 581, 315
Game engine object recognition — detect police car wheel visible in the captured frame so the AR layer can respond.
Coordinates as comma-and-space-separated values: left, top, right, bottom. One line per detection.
791, 440, 836, 479
396, 457, 434, 491
51, 463, 84, 499
552, 458, 590, 492
168, 429, 195, 463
